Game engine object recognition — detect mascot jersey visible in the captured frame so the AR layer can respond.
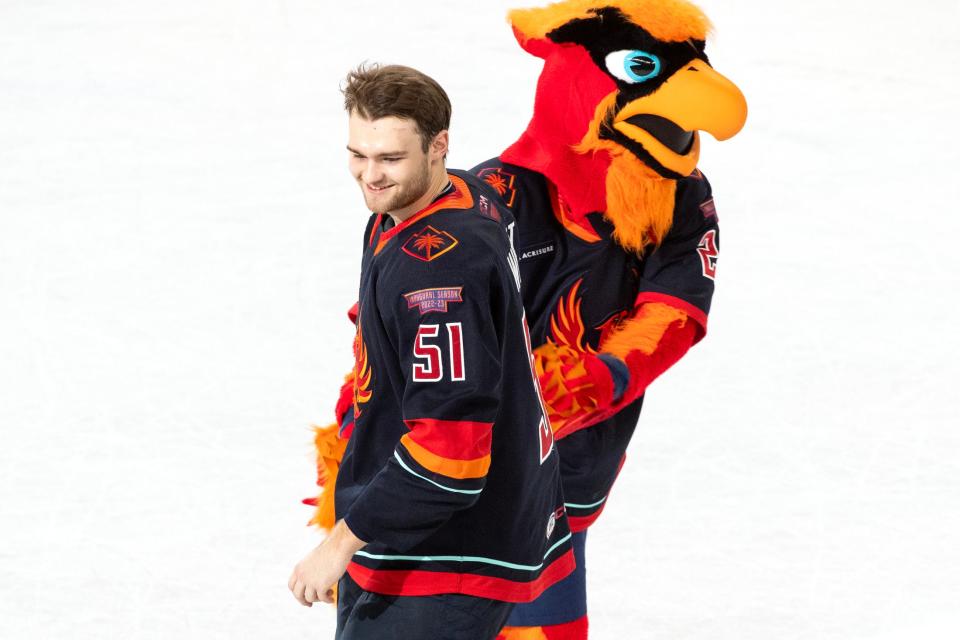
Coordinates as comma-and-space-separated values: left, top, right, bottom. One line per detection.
473, 160, 718, 529
337, 170, 574, 602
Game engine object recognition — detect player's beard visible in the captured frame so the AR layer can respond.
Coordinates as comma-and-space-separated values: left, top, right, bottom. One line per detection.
364, 156, 431, 215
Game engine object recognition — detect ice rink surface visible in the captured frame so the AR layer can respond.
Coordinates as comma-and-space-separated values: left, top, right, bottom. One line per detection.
2, 0, 959, 637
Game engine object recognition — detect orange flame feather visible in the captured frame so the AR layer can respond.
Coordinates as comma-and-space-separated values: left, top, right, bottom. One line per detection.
353, 321, 372, 417
547, 279, 595, 354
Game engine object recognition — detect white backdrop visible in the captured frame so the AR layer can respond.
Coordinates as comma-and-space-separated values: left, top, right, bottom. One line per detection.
2, 1, 959, 638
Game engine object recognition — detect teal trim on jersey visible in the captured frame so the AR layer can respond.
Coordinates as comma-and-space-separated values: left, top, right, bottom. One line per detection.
393, 451, 483, 495
564, 497, 607, 509
354, 532, 573, 572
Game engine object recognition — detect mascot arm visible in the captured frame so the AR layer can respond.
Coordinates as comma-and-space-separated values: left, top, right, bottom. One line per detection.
538, 301, 698, 440
540, 174, 718, 438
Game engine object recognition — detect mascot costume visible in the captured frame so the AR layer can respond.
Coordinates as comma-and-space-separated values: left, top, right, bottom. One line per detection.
306, 1, 746, 637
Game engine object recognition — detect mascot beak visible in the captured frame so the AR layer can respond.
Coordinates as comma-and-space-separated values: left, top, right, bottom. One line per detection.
612, 59, 747, 176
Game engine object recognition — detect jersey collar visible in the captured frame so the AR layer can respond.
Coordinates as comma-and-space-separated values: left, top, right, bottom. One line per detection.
372, 174, 474, 256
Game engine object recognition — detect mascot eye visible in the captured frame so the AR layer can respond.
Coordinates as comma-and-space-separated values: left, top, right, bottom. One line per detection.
604, 49, 661, 83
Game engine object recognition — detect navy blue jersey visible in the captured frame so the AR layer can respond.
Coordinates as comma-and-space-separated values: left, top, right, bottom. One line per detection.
336, 170, 574, 602
472, 159, 718, 529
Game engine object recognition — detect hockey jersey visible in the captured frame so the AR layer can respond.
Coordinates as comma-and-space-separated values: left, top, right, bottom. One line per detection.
337, 170, 574, 602
472, 159, 718, 530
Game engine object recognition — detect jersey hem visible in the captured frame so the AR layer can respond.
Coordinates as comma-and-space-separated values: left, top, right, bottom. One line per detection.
567, 508, 606, 532
346, 548, 576, 603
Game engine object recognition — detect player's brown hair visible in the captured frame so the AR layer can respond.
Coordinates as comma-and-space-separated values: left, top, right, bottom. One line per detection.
342, 63, 451, 152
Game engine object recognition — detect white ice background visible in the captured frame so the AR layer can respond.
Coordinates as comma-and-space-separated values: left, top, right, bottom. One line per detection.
1, 0, 959, 638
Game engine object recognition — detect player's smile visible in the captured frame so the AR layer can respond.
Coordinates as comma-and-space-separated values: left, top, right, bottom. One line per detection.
347, 112, 444, 220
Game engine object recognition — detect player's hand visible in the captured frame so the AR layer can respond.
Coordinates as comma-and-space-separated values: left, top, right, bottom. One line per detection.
288, 520, 366, 607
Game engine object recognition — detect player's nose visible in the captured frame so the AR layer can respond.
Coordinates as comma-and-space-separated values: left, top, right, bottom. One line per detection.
361, 160, 384, 184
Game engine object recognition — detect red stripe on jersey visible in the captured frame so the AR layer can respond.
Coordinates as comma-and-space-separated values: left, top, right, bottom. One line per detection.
404, 418, 493, 461
368, 215, 382, 247
346, 548, 575, 602
633, 291, 708, 335
567, 512, 603, 533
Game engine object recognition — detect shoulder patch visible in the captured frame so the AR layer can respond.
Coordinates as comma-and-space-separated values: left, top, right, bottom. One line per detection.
476, 167, 517, 208
699, 197, 718, 220
697, 229, 719, 280
403, 287, 464, 315
477, 195, 501, 222
402, 225, 459, 262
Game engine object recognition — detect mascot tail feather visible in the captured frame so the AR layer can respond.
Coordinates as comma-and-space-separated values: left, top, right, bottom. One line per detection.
303, 422, 348, 530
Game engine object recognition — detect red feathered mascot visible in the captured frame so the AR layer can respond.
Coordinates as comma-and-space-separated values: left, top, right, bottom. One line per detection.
471, 1, 746, 637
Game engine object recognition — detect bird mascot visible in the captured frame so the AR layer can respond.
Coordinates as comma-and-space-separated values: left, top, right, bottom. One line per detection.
305, 1, 746, 637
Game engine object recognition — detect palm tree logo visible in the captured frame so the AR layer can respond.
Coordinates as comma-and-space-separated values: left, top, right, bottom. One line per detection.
479, 169, 516, 207
403, 225, 458, 262
413, 232, 446, 257
485, 174, 508, 195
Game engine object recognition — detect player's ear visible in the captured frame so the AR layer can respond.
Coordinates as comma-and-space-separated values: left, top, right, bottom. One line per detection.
430, 130, 449, 162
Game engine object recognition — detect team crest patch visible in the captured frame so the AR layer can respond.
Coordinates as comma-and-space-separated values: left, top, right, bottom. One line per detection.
699, 197, 718, 220
403, 287, 464, 315
402, 225, 459, 262
477, 168, 517, 208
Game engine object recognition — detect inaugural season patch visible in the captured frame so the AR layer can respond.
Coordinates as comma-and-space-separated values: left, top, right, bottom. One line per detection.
403, 287, 464, 315
402, 225, 459, 262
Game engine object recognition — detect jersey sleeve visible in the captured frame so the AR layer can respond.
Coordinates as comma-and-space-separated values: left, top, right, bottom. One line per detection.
342, 261, 505, 552
634, 172, 719, 340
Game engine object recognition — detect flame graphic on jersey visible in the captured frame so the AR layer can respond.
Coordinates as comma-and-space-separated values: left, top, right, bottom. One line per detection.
547, 279, 596, 354
353, 319, 372, 418
547, 280, 634, 353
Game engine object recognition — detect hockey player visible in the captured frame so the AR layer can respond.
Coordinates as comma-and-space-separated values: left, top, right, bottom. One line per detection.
471, 1, 748, 638
289, 64, 574, 640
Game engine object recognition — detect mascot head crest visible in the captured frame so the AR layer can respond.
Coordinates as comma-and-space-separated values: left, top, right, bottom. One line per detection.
502, 0, 747, 252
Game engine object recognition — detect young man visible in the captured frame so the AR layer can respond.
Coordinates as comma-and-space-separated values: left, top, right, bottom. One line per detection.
288, 64, 574, 640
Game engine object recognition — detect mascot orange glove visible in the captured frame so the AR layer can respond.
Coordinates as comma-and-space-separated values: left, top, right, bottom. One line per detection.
535, 343, 619, 427
536, 301, 698, 438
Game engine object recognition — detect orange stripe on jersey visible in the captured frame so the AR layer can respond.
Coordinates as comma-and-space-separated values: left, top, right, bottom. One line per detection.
400, 434, 491, 479
403, 417, 493, 461
374, 174, 475, 255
